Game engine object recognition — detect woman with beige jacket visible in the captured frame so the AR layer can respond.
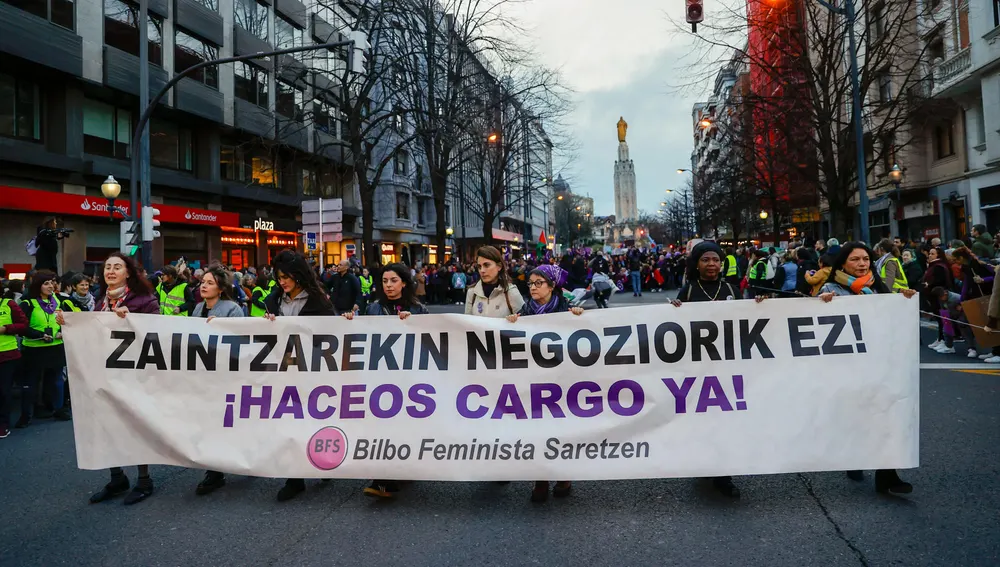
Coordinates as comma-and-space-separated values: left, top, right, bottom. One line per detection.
465, 246, 524, 318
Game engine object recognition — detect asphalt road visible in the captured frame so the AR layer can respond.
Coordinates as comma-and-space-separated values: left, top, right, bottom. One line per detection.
1, 291, 997, 567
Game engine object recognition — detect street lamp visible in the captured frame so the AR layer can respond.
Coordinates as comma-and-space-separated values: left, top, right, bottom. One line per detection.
100, 174, 130, 220
888, 164, 903, 188
759, 210, 769, 220
487, 132, 499, 143
446, 227, 454, 236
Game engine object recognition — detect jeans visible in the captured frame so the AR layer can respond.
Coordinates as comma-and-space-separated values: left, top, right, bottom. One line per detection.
630, 271, 642, 295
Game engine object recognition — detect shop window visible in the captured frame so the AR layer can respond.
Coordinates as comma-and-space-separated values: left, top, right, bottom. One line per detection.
83, 98, 131, 158
175, 29, 219, 88
1, 0, 74, 30
396, 192, 410, 220
0, 73, 41, 141
234, 0, 267, 42
275, 16, 301, 50
935, 120, 955, 159
234, 62, 268, 108
276, 80, 304, 121
150, 118, 193, 171
104, 0, 163, 65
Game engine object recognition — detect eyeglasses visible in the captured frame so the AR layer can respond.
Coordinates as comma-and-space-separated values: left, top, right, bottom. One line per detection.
527, 280, 549, 288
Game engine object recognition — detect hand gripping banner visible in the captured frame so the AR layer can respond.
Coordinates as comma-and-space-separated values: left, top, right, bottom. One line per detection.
63, 295, 919, 480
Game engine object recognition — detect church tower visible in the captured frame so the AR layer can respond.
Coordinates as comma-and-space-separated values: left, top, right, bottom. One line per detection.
614, 117, 638, 222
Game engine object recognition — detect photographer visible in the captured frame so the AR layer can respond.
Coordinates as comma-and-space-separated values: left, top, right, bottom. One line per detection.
33, 217, 72, 273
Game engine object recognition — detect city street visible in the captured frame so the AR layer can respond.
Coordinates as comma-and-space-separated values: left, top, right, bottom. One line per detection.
1, 291, 997, 567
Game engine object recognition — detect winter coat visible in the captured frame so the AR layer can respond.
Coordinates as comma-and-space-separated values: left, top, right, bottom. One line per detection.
364, 300, 429, 316
804, 266, 831, 297
972, 232, 994, 260
98, 289, 160, 315
464, 281, 524, 318
191, 299, 245, 318
263, 290, 336, 316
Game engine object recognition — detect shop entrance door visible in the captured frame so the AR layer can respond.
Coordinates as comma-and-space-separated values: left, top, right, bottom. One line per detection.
222, 247, 256, 271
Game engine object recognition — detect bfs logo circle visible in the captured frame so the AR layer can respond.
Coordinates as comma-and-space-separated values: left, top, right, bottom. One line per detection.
307, 426, 349, 470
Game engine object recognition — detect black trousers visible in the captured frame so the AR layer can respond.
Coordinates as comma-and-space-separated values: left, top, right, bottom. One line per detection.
21, 363, 61, 418
0, 358, 16, 428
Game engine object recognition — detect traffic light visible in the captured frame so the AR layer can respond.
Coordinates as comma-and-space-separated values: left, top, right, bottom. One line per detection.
141, 206, 161, 241
120, 220, 140, 256
349, 30, 369, 73
686, 0, 704, 32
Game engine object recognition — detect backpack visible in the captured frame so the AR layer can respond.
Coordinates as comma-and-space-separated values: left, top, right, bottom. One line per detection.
25, 237, 39, 256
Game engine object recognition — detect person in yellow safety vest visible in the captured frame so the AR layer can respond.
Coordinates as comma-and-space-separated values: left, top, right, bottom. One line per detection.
874, 239, 908, 292
156, 265, 194, 316
248, 274, 269, 317
56, 273, 82, 314
16, 270, 71, 428
723, 247, 741, 287
0, 296, 30, 437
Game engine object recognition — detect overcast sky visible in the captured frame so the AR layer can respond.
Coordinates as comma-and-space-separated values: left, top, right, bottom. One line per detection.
504, 0, 707, 217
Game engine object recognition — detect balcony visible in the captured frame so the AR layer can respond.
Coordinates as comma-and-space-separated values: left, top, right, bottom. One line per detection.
932, 48, 972, 96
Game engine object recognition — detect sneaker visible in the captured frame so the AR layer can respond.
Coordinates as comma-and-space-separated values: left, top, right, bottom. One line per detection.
277, 478, 305, 502
980, 353, 993, 360
927, 340, 942, 349
0, 426, 9, 439
985, 356, 1000, 363
954, 337, 966, 343
196, 471, 226, 496
968, 349, 979, 359
363, 480, 400, 499
935, 346, 956, 354
90, 475, 130, 503
124, 477, 154, 505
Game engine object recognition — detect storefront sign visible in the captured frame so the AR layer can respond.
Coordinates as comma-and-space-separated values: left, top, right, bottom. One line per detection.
0, 186, 238, 227
254, 218, 275, 231
380, 243, 395, 253
903, 202, 934, 219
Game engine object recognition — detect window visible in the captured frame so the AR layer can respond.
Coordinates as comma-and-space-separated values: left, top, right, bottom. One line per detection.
928, 31, 945, 62
234, 62, 268, 107
220, 144, 281, 187
150, 119, 193, 170
1, 0, 74, 30
975, 102, 987, 146
302, 168, 315, 196
0, 74, 41, 141
935, 119, 955, 159
313, 101, 335, 135
959, 3, 970, 49
395, 150, 409, 175
871, 3, 885, 39
881, 134, 896, 174
104, 0, 162, 65
417, 198, 426, 225
175, 29, 219, 88
393, 106, 404, 132
191, 0, 217, 11
234, 0, 267, 42
83, 98, 131, 158
396, 192, 410, 220
877, 70, 892, 103
276, 81, 303, 121
275, 16, 301, 50
995, 0, 1000, 27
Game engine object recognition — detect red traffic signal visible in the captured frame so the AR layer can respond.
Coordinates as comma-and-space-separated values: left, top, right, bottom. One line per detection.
686, 0, 704, 30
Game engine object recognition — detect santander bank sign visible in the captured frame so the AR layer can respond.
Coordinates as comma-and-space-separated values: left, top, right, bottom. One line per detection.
80, 198, 129, 216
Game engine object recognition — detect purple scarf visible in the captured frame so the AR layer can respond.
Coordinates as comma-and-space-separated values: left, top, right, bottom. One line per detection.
39, 295, 58, 314
524, 294, 561, 316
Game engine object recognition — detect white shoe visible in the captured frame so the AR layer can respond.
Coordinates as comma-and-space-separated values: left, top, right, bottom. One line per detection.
985, 356, 1000, 364
927, 340, 942, 349
936, 346, 956, 354
968, 349, 979, 359
980, 353, 992, 360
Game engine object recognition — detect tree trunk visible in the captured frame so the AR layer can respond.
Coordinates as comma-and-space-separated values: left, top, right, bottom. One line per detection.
358, 172, 378, 269
482, 210, 495, 247
430, 160, 449, 265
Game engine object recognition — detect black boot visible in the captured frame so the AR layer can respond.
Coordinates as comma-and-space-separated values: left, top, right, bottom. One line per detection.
530, 481, 549, 503
712, 476, 740, 499
277, 478, 306, 502
552, 481, 573, 498
53, 408, 72, 421
123, 476, 154, 505
90, 473, 130, 503
874, 469, 912, 494
846, 470, 864, 482
196, 471, 226, 495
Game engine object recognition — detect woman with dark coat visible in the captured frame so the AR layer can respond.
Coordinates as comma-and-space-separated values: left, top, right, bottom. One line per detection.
818, 242, 917, 495
921, 247, 953, 350
263, 250, 337, 502
506, 264, 583, 502
57, 252, 161, 505
342, 263, 428, 498
669, 241, 765, 499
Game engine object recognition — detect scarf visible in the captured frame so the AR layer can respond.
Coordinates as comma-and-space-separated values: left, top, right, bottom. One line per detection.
72, 291, 95, 311
524, 293, 561, 316
834, 270, 875, 295
102, 285, 129, 312
38, 295, 58, 314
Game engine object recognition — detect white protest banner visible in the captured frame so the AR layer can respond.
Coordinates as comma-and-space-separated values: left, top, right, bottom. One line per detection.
63, 295, 919, 480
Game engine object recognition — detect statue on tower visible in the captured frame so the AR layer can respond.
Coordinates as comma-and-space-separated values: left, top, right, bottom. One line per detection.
617, 117, 628, 143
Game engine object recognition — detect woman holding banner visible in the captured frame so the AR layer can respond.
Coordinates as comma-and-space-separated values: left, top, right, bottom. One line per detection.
191, 264, 245, 496
506, 264, 584, 502
63, 252, 162, 505
17, 271, 71, 427
263, 250, 337, 502
818, 242, 916, 495
670, 241, 765, 499
465, 246, 524, 319
343, 262, 428, 499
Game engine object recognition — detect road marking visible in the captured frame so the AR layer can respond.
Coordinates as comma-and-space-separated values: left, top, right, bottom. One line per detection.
920, 363, 1000, 371
951, 369, 1000, 376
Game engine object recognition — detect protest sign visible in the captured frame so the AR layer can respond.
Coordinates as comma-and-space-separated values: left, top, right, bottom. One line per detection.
63, 295, 919, 480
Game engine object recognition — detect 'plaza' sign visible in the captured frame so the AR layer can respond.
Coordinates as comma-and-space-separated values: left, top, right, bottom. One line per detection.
254, 218, 275, 231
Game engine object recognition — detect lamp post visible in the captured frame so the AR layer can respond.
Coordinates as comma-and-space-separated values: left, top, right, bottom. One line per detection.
100, 175, 131, 221
888, 164, 903, 190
